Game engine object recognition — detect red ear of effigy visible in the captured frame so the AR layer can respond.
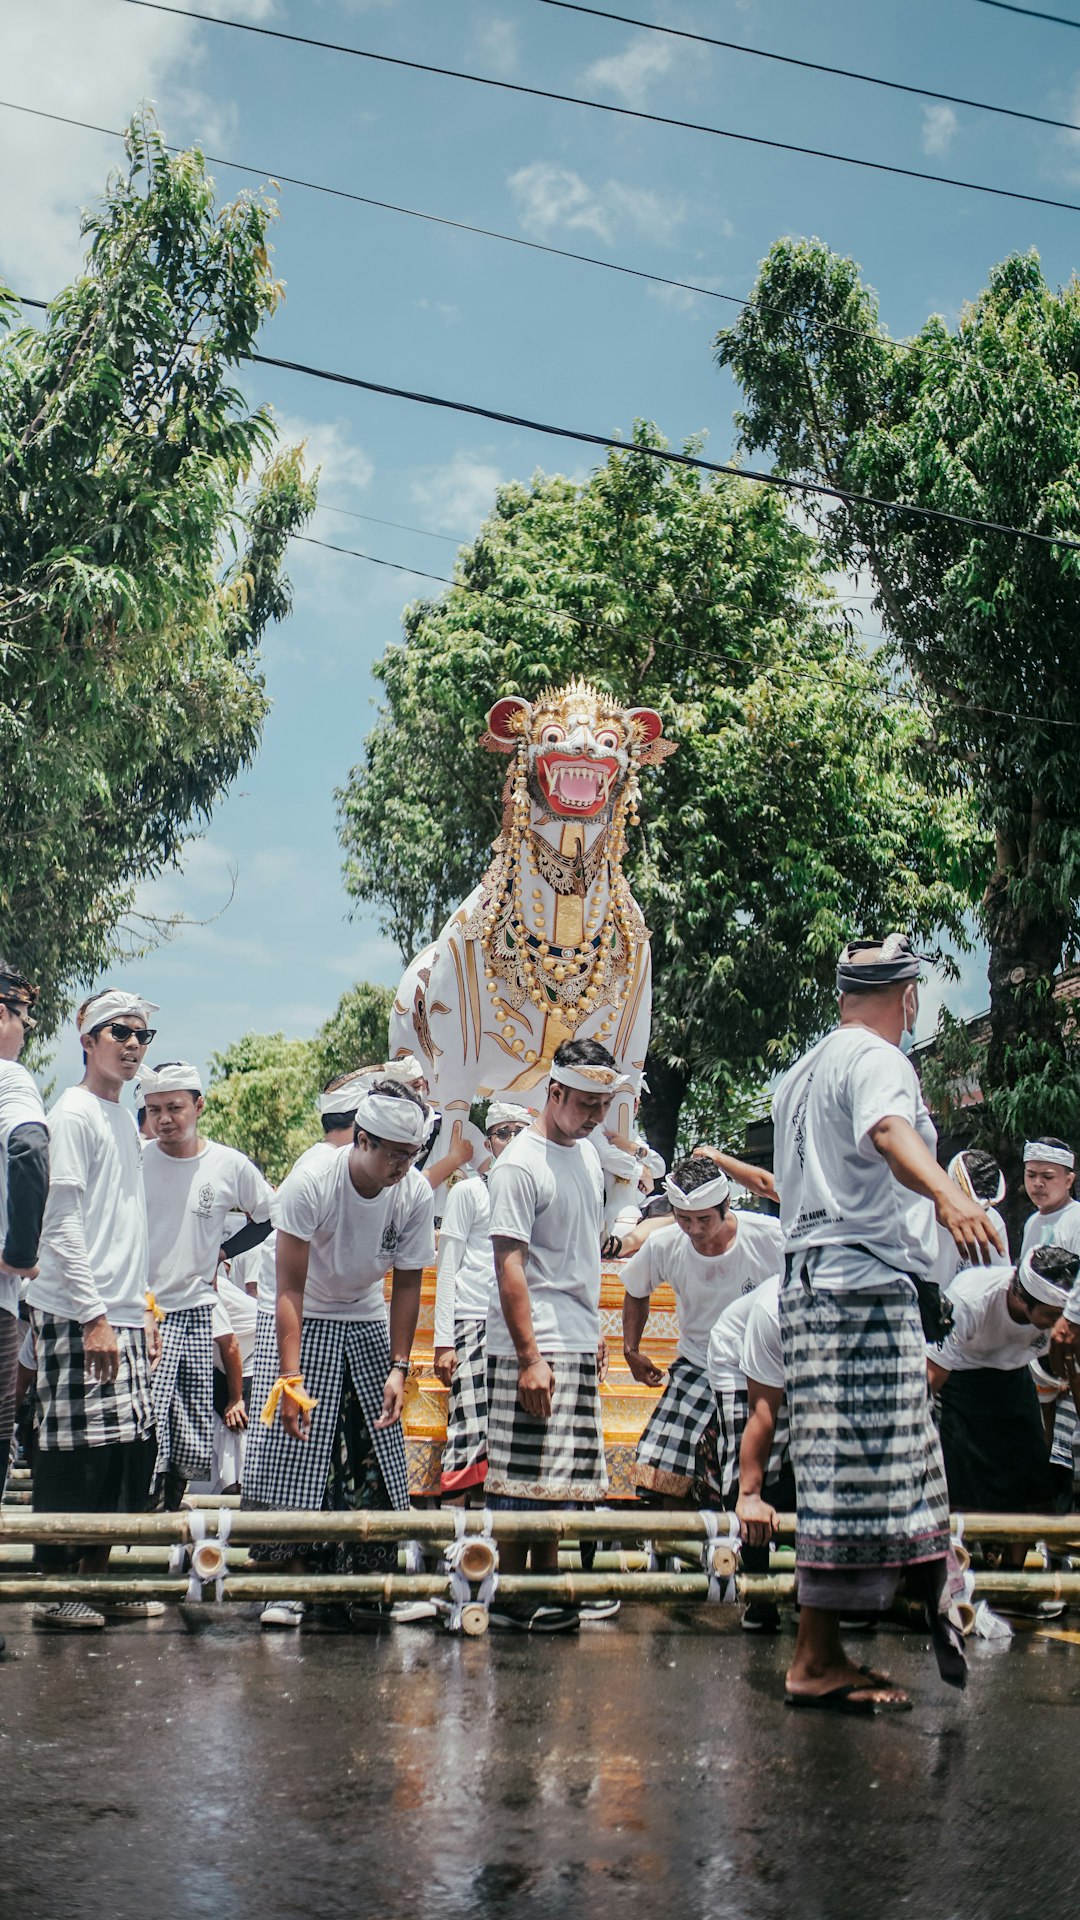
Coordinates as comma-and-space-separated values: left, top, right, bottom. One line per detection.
481, 695, 532, 754
626, 708, 676, 764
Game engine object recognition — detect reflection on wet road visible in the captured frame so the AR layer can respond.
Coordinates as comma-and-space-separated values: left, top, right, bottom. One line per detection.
2, 1605, 1078, 1920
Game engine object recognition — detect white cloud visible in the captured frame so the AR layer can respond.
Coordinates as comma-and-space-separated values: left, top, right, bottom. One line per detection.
475, 17, 519, 78
410, 450, 506, 535
508, 161, 684, 247
270, 412, 375, 499
0, 0, 275, 295
921, 104, 958, 157
582, 34, 674, 108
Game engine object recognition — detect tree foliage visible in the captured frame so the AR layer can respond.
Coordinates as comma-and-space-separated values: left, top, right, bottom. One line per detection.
337, 430, 977, 1151
0, 113, 316, 1033
716, 240, 1080, 1173
200, 981, 396, 1181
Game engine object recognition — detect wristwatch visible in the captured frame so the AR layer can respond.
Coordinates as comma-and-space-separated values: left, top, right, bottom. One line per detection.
389, 1358, 410, 1373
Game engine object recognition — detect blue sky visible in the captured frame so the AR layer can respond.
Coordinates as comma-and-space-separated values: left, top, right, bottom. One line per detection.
4, 0, 1079, 1098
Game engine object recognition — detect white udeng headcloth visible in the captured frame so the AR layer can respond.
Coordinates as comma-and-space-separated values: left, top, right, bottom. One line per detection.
353, 1092, 427, 1147
1023, 1139, 1075, 1171
664, 1170, 731, 1212
78, 989, 159, 1038
381, 1054, 427, 1087
140, 1061, 203, 1097
485, 1101, 533, 1129
549, 1062, 632, 1095
948, 1152, 1006, 1208
319, 1070, 378, 1117
1018, 1251, 1073, 1308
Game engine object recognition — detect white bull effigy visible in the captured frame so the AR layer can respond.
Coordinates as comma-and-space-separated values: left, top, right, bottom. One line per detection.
389, 678, 675, 1177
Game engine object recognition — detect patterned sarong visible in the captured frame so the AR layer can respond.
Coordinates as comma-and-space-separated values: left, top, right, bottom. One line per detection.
242, 1311, 409, 1512
441, 1316, 488, 1493
779, 1267, 949, 1572
486, 1350, 607, 1501
632, 1357, 717, 1496
31, 1310, 154, 1451
152, 1304, 214, 1483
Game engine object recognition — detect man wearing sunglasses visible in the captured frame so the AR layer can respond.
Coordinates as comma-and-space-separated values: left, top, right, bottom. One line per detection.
27, 988, 162, 1631
0, 963, 49, 1583
433, 1101, 533, 1498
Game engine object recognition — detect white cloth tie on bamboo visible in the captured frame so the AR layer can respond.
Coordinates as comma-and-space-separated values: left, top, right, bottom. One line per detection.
699, 1510, 741, 1603
948, 1518, 1011, 1642
177, 1507, 232, 1602
443, 1508, 499, 1630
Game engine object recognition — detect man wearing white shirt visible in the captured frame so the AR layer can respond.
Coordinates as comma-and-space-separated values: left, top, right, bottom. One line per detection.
1019, 1138, 1080, 1497
142, 1061, 272, 1508
623, 1156, 783, 1503
243, 1078, 434, 1631
0, 962, 48, 1534
487, 1039, 621, 1633
433, 1101, 531, 1497
27, 987, 161, 1631
772, 935, 998, 1712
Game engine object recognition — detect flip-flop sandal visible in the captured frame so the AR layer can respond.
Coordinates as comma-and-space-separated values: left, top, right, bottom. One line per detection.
855, 1663, 895, 1687
785, 1683, 912, 1716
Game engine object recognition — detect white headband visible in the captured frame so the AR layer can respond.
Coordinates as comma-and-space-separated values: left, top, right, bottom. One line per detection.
319, 1071, 377, 1117
77, 989, 160, 1038
549, 1062, 631, 1095
354, 1092, 427, 1147
141, 1061, 203, 1097
664, 1171, 731, 1212
1017, 1251, 1072, 1308
380, 1054, 427, 1087
1024, 1140, 1075, 1171
485, 1101, 533, 1130
948, 1152, 1006, 1208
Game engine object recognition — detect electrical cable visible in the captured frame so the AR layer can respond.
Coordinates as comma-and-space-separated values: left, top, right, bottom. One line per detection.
109, 0, 1080, 218
970, 1, 1080, 28
538, 0, 1080, 136
15, 293, 1080, 556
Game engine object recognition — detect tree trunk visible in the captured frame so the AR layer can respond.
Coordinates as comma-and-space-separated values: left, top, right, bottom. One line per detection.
982, 869, 1069, 1247
639, 1054, 687, 1172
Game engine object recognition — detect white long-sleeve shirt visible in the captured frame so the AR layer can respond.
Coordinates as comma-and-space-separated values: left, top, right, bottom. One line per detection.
28, 1086, 148, 1327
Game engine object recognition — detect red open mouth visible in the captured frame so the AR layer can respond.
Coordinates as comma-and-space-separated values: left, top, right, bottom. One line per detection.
536, 754, 620, 817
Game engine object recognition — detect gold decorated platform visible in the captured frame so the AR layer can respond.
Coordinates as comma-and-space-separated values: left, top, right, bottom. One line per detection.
389, 1261, 676, 1499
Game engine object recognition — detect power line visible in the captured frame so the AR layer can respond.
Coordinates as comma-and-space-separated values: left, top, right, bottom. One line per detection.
111, 0, 1080, 219
314, 503, 463, 545
16, 292, 1080, 556
538, 0, 1080, 136
970, 1, 1080, 26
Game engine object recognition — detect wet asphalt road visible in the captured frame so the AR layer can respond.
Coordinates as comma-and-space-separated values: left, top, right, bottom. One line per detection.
1, 1604, 1078, 1920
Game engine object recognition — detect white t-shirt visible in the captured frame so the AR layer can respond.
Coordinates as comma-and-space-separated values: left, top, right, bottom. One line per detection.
255, 1141, 338, 1315
932, 1266, 1050, 1372
1020, 1196, 1080, 1326
0, 1059, 46, 1320
708, 1274, 784, 1394
740, 1276, 785, 1392
932, 1208, 1010, 1290
272, 1148, 435, 1321
623, 1214, 784, 1371
486, 1128, 604, 1356
29, 1086, 148, 1327
772, 1026, 938, 1287
214, 1271, 259, 1372
142, 1139, 272, 1314
434, 1176, 494, 1347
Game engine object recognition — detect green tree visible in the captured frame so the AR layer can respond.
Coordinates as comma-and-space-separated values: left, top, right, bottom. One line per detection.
337, 431, 976, 1158
313, 980, 395, 1084
0, 113, 316, 1034
716, 240, 1080, 1194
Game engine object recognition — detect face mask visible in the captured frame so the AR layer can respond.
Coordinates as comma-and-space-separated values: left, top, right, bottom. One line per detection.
898, 991, 917, 1056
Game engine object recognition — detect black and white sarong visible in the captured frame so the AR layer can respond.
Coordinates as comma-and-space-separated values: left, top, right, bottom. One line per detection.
441, 1316, 488, 1493
779, 1267, 949, 1586
712, 1383, 791, 1500
151, 1303, 214, 1483
486, 1350, 607, 1502
633, 1357, 716, 1496
939, 1366, 1053, 1512
31, 1310, 154, 1451
243, 1311, 409, 1512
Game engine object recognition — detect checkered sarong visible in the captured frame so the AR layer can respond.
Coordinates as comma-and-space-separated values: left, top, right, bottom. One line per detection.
441, 1316, 488, 1492
152, 1304, 214, 1482
30, 1310, 153, 1452
633, 1357, 717, 1496
1051, 1391, 1078, 1475
486, 1350, 607, 1501
242, 1311, 409, 1511
712, 1384, 792, 1499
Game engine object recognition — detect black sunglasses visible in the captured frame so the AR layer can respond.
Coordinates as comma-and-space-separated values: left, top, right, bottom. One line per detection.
487, 1124, 526, 1142
0, 998, 36, 1032
104, 1022, 156, 1046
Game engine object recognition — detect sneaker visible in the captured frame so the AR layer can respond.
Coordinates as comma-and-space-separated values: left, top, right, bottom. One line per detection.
98, 1598, 166, 1620
741, 1600, 781, 1634
995, 1596, 1067, 1622
488, 1599, 534, 1631
260, 1599, 306, 1630
387, 1599, 440, 1625
579, 1598, 621, 1622
32, 1601, 105, 1631
524, 1604, 581, 1634
347, 1600, 394, 1631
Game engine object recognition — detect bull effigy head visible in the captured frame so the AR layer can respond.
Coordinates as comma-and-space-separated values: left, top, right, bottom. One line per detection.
483, 678, 671, 822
